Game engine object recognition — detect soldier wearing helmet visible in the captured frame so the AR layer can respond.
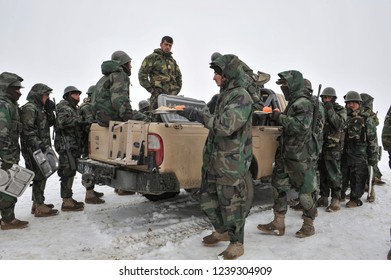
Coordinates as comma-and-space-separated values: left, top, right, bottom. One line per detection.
94, 50, 147, 127
341, 90, 378, 208
0, 71, 29, 230
20, 83, 59, 217
316, 87, 347, 211
138, 36, 182, 113
138, 100, 150, 113
54, 85, 85, 211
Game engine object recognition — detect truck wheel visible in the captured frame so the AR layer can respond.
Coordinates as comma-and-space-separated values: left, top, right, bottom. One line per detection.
245, 171, 254, 217
143, 192, 180, 201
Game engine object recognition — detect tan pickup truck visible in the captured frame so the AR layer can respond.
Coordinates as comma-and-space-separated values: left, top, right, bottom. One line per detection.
78, 91, 286, 203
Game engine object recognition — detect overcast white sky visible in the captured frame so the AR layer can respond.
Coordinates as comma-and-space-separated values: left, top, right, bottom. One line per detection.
1, 0, 390, 126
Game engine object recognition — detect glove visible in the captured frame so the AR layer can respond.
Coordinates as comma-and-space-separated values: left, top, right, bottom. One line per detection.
368, 159, 377, 167
36, 143, 46, 153
177, 107, 204, 124
1, 161, 13, 171
270, 110, 281, 121
324, 101, 333, 110
44, 99, 56, 112
253, 102, 264, 111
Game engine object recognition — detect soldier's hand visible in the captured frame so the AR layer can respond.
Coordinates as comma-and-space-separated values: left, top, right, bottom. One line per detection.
44, 99, 56, 111
270, 110, 281, 121
324, 101, 333, 110
1, 161, 13, 171
368, 159, 377, 167
177, 107, 204, 124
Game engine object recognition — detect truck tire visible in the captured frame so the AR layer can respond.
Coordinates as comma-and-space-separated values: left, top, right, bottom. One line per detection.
143, 192, 180, 201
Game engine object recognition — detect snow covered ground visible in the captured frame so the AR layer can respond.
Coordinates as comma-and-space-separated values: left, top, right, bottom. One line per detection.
1, 148, 390, 278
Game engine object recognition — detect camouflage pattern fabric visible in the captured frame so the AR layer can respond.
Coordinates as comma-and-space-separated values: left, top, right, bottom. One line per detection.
54, 95, 82, 198
138, 48, 182, 110
20, 83, 55, 204
198, 54, 253, 244
341, 107, 378, 201
94, 60, 147, 127
79, 96, 95, 156
0, 72, 23, 222
318, 101, 347, 199
382, 105, 391, 152
271, 70, 318, 219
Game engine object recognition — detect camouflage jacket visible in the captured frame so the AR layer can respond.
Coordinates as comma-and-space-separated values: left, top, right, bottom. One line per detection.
94, 60, 146, 127
138, 48, 182, 95
382, 105, 391, 151
54, 96, 82, 157
276, 70, 316, 172
343, 107, 378, 165
0, 88, 22, 164
79, 97, 95, 133
20, 87, 55, 155
322, 101, 347, 157
201, 55, 253, 186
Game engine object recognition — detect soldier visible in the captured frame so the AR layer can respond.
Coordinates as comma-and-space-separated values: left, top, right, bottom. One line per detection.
20, 83, 59, 217
138, 36, 182, 111
54, 86, 85, 211
341, 91, 378, 207
94, 50, 147, 127
317, 87, 347, 211
0, 72, 29, 230
257, 70, 318, 238
178, 54, 253, 260
360, 93, 384, 187
79, 85, 105, 204
382, 105, 391, 168
138, 99, 150, 114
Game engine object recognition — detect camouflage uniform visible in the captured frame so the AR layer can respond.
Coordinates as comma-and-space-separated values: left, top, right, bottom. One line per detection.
20, 83, 57, 215
180, 55, 253, 250
258, 70, 318, 238
0, 72, 27, 227
138, 48, 182, 110
79, 86, 96, 157
341, 92, 378, 206
382, 105, 391, 168
318, 93, 347, 201
54, 88, 84, 209
94, 60, 147, 127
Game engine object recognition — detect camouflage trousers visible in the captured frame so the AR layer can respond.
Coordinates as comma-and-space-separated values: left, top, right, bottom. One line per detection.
200, 180, 247, 244
57, 152, 78, 199
319, 157, 342, 199
341, 157, 368, 201
0, 192, 17, 223
25, 154, 48, 204
271, 162, 318, 219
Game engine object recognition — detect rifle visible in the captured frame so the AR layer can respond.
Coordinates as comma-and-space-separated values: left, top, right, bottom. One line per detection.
62, 134, 77, 171
312, 84, 322, 132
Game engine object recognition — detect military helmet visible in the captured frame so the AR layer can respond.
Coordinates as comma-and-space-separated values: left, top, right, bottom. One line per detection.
111, 50, 132, 65
321, 87, 337, 97
63, 85, 81, 98
138, 100, 150, 111
211, 52, 222, 62
86, 85, 96, 97
0, 72, 24, 89
344, 90, 362, 103
31, 83, 52, 96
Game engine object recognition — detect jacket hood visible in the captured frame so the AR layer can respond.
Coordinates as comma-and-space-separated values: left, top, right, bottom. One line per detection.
360, 93, 374, 110
0, 72, 24, 95
26, 83, 52, 105
278, 70, 306, 99
101, 60, 122, 76
209, 54, 246, 90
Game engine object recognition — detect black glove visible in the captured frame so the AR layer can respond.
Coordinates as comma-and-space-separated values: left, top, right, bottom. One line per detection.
368, 159, 377, 167
1, 161, 13, 171
270, 110, 281, 121
44, 99, 56, 112
253, 102, 264, 111
36, 142, 46, 153
177, 107, 204, 124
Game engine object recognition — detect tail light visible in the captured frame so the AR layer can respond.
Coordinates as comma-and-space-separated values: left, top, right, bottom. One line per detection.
147, 133, 164, 167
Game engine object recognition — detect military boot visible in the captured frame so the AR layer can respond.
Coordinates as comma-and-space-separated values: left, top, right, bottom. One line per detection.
295, 216, 315, 238
34, 203, 59, 217
218, 242, 244, 260
85, 189, 105, 204
31, 203, 55, 214
94, 190, 104, 198
61, 198, 84, 212
316, 196, 329, 207
117, 189, 135, 195
202, 231, 230, 246
326, 198, 341, 212
257, 211, 285, 236
1, 218, 29, 230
